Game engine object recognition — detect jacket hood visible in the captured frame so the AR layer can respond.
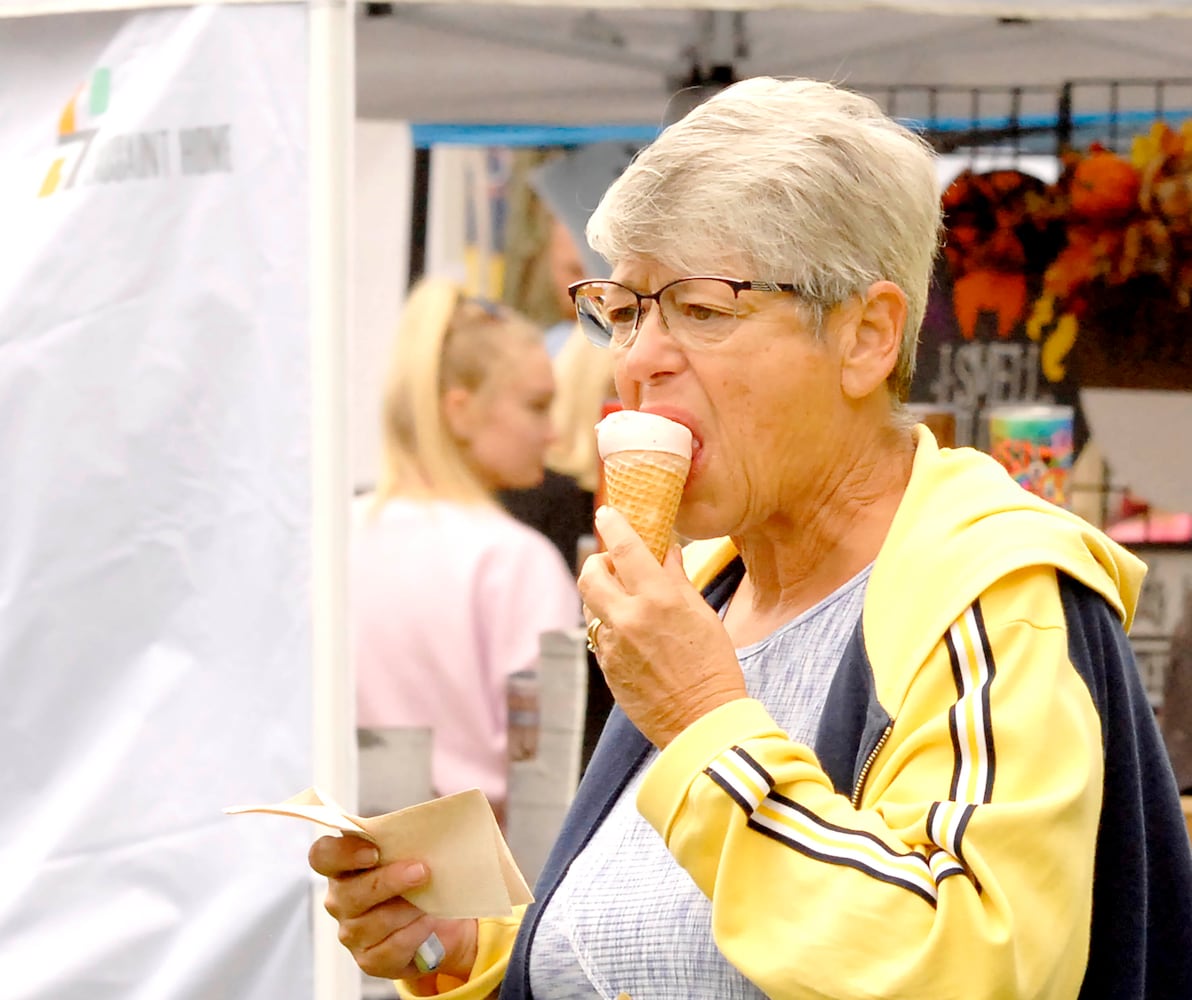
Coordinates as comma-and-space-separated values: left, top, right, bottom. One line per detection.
683, 425, 1145, 647
862, 427, 1146, 711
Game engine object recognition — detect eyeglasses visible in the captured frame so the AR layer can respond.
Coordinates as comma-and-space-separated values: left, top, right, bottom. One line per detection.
568, 276, 801, 349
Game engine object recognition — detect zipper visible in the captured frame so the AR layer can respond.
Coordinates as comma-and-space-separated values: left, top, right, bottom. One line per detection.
850, 722, 893, 807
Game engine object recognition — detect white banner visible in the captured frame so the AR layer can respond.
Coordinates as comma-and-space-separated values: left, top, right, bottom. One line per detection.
0, 6, 314, 999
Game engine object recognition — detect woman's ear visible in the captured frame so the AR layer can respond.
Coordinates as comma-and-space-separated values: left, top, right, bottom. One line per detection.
839, 281, 907, 400
441, 385, 477, 443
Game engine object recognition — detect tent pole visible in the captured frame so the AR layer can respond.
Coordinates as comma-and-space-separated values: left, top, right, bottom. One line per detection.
408, 147, 430, 286
308, 1, 359, 999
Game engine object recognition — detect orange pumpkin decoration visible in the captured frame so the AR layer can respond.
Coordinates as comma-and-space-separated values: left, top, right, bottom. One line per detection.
952, 268, 1028, 340
943, 221, 982, 274
1068, 150, 1141, 221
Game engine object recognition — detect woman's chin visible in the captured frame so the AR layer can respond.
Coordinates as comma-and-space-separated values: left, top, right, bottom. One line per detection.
676, 504, 735, 543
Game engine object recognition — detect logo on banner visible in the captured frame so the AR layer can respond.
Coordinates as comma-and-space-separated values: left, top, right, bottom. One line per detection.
40, 67, 112, 197
39, 66, 234, 198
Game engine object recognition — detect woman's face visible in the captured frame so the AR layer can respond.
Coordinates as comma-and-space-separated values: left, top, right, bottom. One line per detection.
608, 258, 857, 541
454, 340, 557, 492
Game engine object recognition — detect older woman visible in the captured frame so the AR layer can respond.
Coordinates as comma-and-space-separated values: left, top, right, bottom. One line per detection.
313, 79, 1192, 999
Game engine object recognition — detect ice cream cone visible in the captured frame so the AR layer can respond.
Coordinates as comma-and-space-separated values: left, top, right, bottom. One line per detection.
595, 411, 692, 564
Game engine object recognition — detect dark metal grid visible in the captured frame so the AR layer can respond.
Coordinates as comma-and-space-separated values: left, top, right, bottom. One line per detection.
855, 79, 1192, 159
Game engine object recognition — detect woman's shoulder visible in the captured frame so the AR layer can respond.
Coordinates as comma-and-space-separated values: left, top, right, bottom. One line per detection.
365, 496, 563, 562
470, 507, 579, 590
481, 505, 575, 568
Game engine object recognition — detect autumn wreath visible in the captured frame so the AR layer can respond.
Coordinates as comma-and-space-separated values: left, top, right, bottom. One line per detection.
1024, 123, 1192, 390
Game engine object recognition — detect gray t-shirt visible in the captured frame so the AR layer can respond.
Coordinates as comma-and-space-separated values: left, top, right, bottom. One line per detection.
528, 564, 872, 999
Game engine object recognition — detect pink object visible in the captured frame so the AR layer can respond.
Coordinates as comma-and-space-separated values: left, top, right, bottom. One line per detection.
353, 499, 580, 808
1107, 512, 1192, 544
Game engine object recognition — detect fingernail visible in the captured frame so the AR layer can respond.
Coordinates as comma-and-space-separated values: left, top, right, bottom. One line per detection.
354, 846, 380, 868
594, 505, 609, 525
403, 861, 429, 884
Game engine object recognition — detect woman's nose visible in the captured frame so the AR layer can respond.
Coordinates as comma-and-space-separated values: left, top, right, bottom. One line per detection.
620, 303, 684, 383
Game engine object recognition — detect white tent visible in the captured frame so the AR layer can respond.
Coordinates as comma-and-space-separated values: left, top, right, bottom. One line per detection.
0, 2, 359, 998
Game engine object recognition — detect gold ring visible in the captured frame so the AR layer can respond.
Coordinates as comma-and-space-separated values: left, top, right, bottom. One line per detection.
586, 616, 603, 653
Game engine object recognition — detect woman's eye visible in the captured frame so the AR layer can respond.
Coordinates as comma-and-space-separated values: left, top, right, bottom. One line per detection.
607, 306, 637, 326
680, 302, 731, 322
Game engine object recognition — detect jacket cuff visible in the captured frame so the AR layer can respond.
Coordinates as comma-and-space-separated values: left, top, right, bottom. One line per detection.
637, 698, 782, 840
395, 908, 524, 999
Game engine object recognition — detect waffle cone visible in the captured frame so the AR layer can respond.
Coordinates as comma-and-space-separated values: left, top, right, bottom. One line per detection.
602, 449, 690, 563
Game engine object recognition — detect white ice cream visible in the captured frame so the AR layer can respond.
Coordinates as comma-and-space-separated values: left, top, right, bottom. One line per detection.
595, 410, 693, 460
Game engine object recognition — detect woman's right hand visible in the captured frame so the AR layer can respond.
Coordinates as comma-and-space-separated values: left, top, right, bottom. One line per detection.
309, 833, 479, 989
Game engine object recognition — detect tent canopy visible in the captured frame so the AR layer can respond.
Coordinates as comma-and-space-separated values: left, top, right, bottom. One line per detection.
7, 0, 1192, 131
358, 3, 1192, 129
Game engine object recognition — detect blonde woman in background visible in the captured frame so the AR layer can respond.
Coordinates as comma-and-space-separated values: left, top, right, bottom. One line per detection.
354, 277, 580, 823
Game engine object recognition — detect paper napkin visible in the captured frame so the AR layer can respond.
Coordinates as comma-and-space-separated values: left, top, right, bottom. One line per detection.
225, 786, 533, 919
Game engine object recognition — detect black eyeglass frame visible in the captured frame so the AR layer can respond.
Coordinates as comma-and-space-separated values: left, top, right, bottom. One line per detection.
566, 275, 802, 347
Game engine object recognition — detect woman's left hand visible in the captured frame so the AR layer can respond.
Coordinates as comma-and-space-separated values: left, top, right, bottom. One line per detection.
579, 505, 748, 748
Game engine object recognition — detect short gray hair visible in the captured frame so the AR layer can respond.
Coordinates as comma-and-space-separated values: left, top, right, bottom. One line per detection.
586, 77, 943, 399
